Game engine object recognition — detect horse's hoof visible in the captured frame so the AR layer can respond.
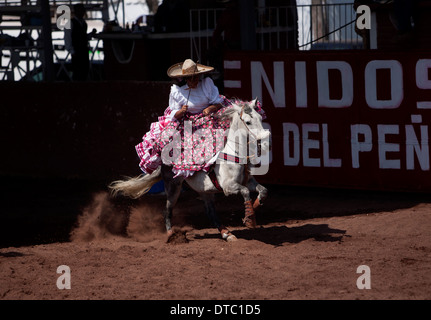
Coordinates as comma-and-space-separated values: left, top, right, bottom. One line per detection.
221, 231, 237, 242
226, 234, 237, 242
166, 230, 174, 243
242, 215, 257, 228
166, 229, 189, 244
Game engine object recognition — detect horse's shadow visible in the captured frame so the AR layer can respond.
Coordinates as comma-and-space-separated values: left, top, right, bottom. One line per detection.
0, 251, 26, 258
194, 223, 346, 246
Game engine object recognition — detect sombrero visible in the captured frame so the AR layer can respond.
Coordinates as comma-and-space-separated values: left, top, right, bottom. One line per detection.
167, 59, 214, 78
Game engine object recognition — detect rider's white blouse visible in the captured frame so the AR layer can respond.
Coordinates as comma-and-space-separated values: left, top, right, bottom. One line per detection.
167, 77, 223, 120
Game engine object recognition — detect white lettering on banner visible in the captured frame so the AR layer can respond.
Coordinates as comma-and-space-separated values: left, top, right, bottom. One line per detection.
416, 59, 431, 89
227, 58, 430, 110
322, 124, 342, 167
317, 61, 354, 108
283, 123, 341, 168
283, 123, 300, 166
406, 115, 430, 171
378, 124, 401, 169
224, 80, 242, 88
262, 122, 273, 164
223, 60, 242, 88
416, 59, 431, 109
295, 61, 308, 108
284, 122, 430, 171
225, 56, 431, 177
302, 123, 320, 167
224, 60, 241, 69
251, 61, 286, 108
365, 60, 404, 109
353, 122, 430, 170
351, 124, 373, 169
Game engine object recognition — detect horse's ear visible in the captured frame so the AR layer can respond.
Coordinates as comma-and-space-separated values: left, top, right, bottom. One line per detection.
244, 98, 258, 115
251, 97, 259, 109
244, 102, 253, 114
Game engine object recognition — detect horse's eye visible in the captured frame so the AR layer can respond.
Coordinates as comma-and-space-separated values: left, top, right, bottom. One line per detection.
246, 121, 251, 125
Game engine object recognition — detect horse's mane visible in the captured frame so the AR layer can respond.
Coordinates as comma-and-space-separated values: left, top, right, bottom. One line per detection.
215, 98, 251, 121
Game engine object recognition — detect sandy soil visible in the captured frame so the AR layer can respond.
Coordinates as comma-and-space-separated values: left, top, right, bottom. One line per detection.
1, 179, 430, 300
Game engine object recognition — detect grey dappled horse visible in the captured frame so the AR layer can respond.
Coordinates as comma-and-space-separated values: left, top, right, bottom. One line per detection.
109, 99, 271, 241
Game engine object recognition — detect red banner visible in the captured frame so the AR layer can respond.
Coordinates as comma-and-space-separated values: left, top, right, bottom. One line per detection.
223, 50, 431, 192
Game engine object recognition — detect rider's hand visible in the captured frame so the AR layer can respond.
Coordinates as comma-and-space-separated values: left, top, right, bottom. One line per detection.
174, 105, 188, 119
203, 105, 216, 116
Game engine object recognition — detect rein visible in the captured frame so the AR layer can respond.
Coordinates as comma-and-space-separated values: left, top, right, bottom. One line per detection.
239, 104, 258, 141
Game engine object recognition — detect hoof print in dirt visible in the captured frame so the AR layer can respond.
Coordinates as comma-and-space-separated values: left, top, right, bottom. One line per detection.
166, 230, 189, 244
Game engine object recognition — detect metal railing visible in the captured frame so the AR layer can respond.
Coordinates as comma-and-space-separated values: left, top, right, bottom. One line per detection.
189, 8, 224, 64
0, 0, 114, 81
189, 3, 363, 62
256, 5, 299, 50
298, 3, 362, 50
0, 0, 118, 81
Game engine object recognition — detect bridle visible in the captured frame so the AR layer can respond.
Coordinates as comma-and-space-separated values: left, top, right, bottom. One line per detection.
224, 103, 264, 161
239, 103, 259, 142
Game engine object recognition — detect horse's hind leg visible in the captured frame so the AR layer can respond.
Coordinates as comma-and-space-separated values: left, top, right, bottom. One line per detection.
164, 185, 181, 236
161, 166, 183, 236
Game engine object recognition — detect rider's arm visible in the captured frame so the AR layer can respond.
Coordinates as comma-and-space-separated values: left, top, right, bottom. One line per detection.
174, 105, 188, 119
203, 103, 222, 116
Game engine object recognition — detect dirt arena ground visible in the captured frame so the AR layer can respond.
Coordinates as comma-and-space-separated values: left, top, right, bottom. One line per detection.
0, 176, 430, 300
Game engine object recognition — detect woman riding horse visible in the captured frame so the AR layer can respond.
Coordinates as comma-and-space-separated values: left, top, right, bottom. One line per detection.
135, 58, 265, 178
112, 59, 269, 241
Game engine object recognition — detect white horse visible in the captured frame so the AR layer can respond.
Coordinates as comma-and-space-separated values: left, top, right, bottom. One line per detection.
109, 99, 271, 241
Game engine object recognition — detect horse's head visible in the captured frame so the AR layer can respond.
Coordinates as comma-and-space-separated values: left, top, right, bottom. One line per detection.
237, 98, 271, 151
218, 98, 271, 153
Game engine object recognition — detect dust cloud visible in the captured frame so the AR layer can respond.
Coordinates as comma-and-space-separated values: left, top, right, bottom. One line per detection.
70, 191, 165, 242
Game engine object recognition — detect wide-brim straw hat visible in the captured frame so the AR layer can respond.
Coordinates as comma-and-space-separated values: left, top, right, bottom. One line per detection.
167, 59, 214, 78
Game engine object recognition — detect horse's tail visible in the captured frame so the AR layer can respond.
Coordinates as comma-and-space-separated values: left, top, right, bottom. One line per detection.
108, 167, 162, 199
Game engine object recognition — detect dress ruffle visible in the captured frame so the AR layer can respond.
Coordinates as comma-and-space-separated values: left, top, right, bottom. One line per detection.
135, 106, 175, 174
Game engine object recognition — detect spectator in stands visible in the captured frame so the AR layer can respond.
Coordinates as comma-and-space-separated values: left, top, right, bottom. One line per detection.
65, 4, 95, 81
211, 0, 241, 51
208, 0, 241, 90
154, 0, 190, 33
390, 0, 419, 35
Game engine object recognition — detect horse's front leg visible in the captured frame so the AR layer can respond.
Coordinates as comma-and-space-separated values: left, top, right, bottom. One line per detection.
247, 176, 268, 209
200, 193, 237, 241
225, 181, 256, 229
